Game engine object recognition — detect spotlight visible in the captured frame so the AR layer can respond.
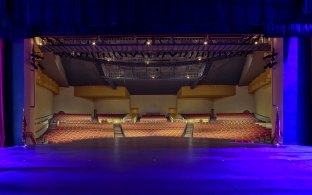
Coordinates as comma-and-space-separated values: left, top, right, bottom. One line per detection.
198, 57, 202, 61
254, 41, 258, 45
203, 41, 208, 45
146, 40, 152, 46
186, 75, 190, 79
92, 41, 96, 46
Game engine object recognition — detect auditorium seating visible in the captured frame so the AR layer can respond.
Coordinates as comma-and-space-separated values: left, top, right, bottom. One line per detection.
216, 113, 256, 123
44, 123, 114, 143
52, 113, 92, 123
139, 115, 168, 123
182, 113, 210, 123
45, 112, 269, 143
122, 122, 186, 137
97, 114, 126, 123
193, 122, 271, 142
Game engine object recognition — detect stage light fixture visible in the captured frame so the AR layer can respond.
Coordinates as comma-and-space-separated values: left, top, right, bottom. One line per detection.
263, 53, 277, 60
38, 63, 45, 70
264, 61, 277, 69
31, 53, 44, 60
146, 40, 152, 46
270, 61, 277, 68
264, 62, 271, 69
30, 62, 38, 69
263, 48, 277, 60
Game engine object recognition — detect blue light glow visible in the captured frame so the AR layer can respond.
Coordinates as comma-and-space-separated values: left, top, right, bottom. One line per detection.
283, 38, 298, 144
266, 24, 312, 36
1, 138, 312, 194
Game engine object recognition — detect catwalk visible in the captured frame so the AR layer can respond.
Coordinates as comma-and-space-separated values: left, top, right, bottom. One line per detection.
1, 137, 312, 194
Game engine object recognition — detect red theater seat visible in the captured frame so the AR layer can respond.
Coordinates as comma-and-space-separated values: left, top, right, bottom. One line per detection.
139, 115, 168, 123
122, 122, 186, 137
52, 113, 92, 123
44, 122, 114, 144
193, 122, 271, 143
216, 113, 256, 123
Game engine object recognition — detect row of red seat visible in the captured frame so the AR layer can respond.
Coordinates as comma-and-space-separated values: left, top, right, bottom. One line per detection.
194, 123, 271, 142
97, 114, 126, 120
182, 113, 211, 119
52, 113, 127, 123
139, 115, 168, 123
52, 114, 92, 122
44, 123, 114, 143
122, 122, 186, 137
122, 122, 185, 129
55, 123, 113, 130
216, 113, 256, 121
195, 123, 263, 128
52, 113, 256, 122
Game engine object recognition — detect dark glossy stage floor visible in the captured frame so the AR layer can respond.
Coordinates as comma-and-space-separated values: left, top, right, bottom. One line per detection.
1, 137, 312, 195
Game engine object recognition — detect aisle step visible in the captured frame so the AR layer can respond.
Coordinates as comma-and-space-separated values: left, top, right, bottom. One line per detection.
114, 124, 124, 138
184, 123, 194, 138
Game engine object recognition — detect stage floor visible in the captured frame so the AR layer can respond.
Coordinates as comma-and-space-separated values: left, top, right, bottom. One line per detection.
1, 137, 312, 194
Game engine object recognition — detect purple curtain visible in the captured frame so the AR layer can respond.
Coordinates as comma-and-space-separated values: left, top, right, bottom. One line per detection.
0, 40, 5, 147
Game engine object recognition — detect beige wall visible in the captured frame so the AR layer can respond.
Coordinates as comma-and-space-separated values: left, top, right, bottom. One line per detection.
53, 87, 94, 114
48, 86, 259, 116
255, 84, 272, 119
130, 95, 176, 115
177, 98, 213, 114
35, 85, 54, 118
130, 86, 256, 115
35, 85, 54, 137
214, 86, 255, 113
95, 99, 130, 114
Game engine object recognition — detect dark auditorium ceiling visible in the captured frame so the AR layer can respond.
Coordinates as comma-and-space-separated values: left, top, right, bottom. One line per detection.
1, 0, 310, 38
39, 35, 270, 94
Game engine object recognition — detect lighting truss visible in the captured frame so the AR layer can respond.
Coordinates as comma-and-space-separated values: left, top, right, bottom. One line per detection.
101, 62, 206, 80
